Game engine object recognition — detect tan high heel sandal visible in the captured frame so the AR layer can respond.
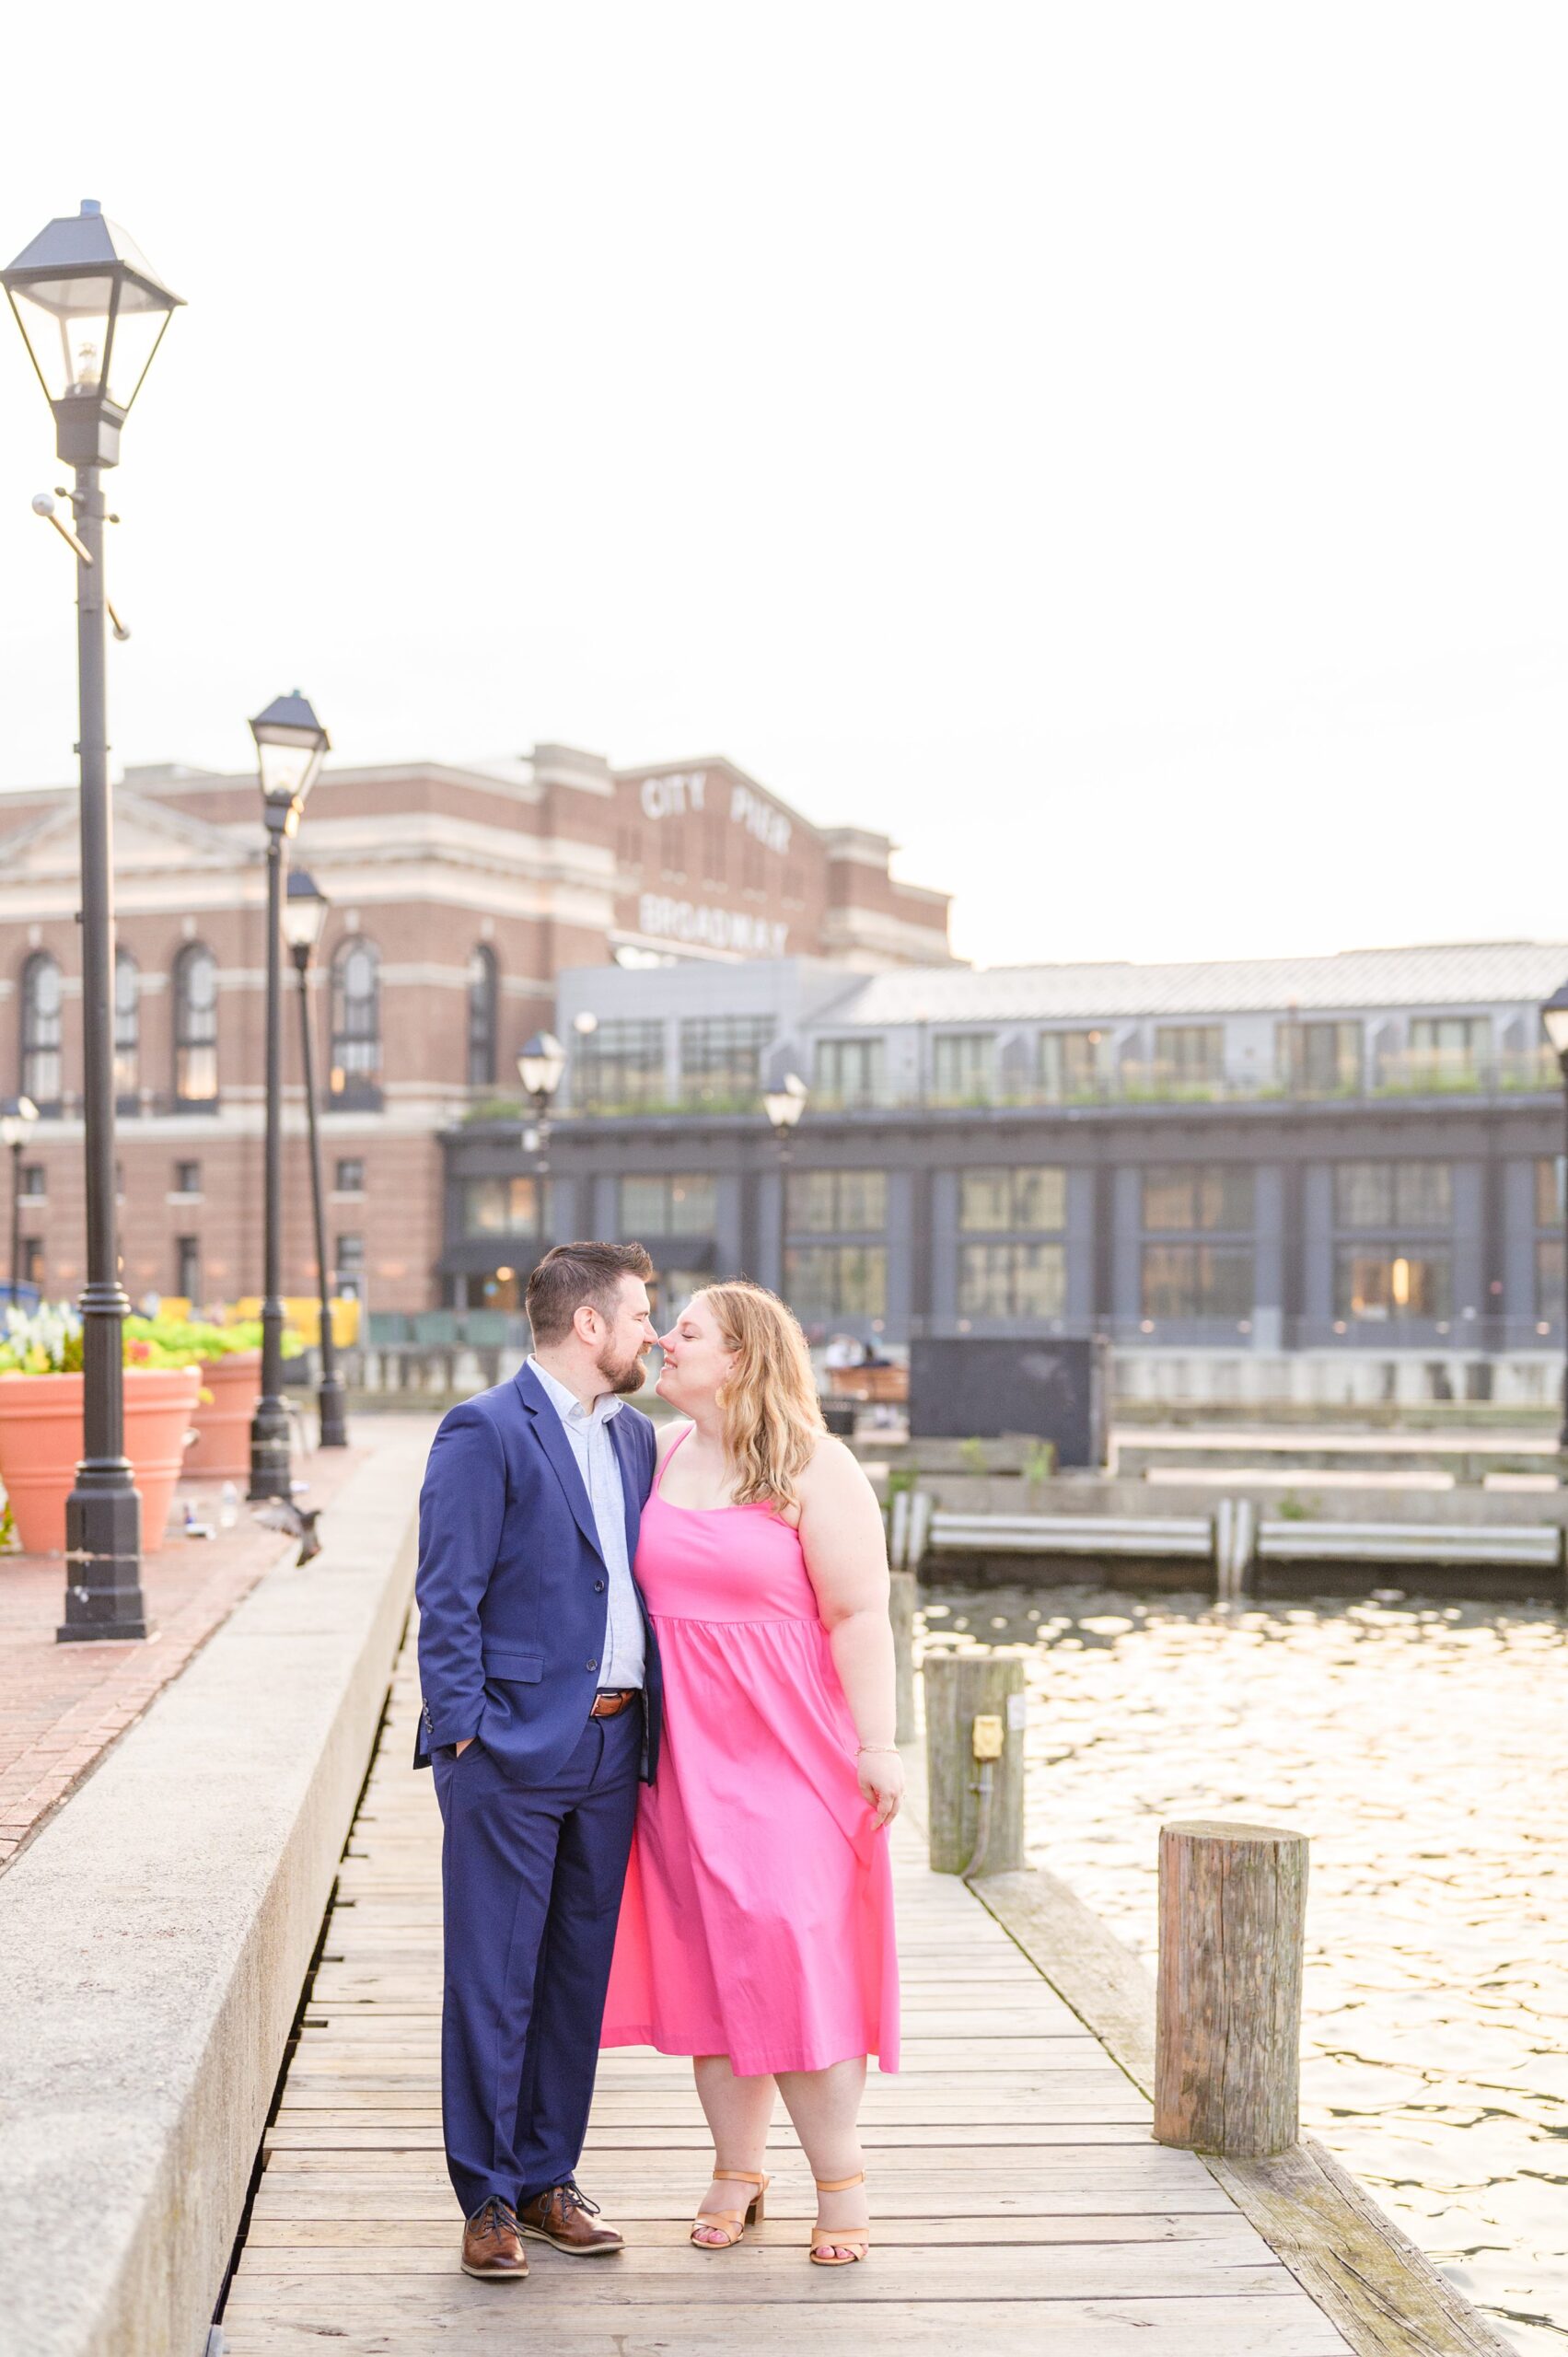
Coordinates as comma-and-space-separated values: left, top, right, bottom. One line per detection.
809, 2169, 870, 2266
690, 2166, 769, 2251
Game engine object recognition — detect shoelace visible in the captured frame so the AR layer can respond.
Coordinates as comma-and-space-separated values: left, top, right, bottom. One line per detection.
479, 2198, 518, 2236
552, 2180, 601, 2218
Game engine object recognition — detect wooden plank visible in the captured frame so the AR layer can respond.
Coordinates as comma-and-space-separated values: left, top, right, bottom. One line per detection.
224, 2246, 1302, 2295
217, 2295, 1358, 2356
249, 2184, 1243, 2222
240, 2212, 1264, 2249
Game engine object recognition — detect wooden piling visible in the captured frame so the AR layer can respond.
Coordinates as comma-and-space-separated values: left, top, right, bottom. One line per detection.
922, 1645, 1028, 1876
1155, 1818, 1308, 2157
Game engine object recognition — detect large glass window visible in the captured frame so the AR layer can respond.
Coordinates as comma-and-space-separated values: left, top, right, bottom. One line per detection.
931, 1032, 995, 1104
575, 1019, 665, 1111
1536, 1238, 1564, 1327
1153, 1026, 1225, 1088
784, 1244, 887, 1322
813, 1037, 885, 1108
1535, 1157, 1565, 1227
1333, 1249, 1452, 1323
461, 1176, 546, 1236
786, 1170, 888, 1233
679, 1015, 772, 1104
1407, 1016, 1490, 1081
113, 947, 139, 1102
330, 938, 381, 1104
1142, 1245, 1254, 1320
1143, 1165, 1253, 1232
1278, 1018, 1361, 1094
620, 1174, 717, 1236
959, 1167, 1066, 1233
1334, 1162, 1452, 1229
20, 952, 64, 1108
466, 946, 497, 1088
172, 944, 218, 1105
958, 1241, 1066, 1319
1039, 1030, 1109, 1099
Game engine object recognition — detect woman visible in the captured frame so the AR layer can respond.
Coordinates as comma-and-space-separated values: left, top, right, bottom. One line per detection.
601, 1280, 902, 2266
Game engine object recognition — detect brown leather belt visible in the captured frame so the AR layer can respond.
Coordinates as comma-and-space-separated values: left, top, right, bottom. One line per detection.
590, 1689, 639, 1718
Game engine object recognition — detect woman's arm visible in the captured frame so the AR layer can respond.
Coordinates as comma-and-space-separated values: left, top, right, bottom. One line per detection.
796, 1437, 905, 1825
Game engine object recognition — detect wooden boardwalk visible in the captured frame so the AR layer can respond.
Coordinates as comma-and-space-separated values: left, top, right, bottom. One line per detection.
222, 1631, 1352, 2356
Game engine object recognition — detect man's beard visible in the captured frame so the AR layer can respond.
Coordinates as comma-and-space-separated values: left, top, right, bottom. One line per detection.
598, 1341, 649, 1398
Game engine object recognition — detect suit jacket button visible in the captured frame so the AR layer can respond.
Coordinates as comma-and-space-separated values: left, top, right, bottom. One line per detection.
587, 1659, 598, 1671
594, 1579, 605, 1593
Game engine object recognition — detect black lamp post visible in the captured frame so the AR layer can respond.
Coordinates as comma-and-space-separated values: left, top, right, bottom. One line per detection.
1, 1096, 40, 1297
4, 200, 183, 1642
284, 870, 349, 1448
1541, 981, 1568, 1452
249, 692, 331, 1501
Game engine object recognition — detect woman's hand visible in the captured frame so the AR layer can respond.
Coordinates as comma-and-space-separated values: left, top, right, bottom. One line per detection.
857, 1746, 904, 1826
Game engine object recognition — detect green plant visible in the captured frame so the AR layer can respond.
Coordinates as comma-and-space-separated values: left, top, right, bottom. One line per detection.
885, 1466, 919, 1503
958, 1436, 988, 1476
0, 1496, 16, 1553
1275, 1490, 1311, 1521
0, 1304, 297, 1378
1021, 1439, 1055, 1484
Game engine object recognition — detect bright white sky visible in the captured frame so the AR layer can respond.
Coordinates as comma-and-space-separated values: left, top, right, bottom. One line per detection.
2, 2, 1564, 970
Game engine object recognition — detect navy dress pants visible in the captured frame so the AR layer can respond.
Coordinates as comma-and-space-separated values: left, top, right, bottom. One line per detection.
431, 1703, 642, 2220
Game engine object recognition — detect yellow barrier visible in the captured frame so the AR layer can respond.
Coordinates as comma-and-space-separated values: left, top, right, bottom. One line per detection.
224, 1296, 361, 1347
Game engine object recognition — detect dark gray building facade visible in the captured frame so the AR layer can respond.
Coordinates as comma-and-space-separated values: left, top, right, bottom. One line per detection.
436, 945, 1568, 1408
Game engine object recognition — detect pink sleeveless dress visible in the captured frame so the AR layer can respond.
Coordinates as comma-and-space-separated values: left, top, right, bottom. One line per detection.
601, 1429, 900, 2075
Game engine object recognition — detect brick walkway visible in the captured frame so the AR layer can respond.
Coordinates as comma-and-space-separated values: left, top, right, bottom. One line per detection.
0, 1441, 367, 1875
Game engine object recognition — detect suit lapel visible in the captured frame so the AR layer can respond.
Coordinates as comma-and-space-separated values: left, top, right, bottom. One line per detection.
516, 1362, 605, 1566
607, 1411, 643, 1571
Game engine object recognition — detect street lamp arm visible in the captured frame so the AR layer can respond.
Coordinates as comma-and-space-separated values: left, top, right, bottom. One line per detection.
32, 493, 93, 563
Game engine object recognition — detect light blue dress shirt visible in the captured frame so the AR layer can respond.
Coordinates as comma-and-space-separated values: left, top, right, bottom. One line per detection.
527, 1356, 645, 1689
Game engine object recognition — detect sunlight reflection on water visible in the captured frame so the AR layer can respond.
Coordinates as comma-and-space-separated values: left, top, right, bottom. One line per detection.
923, 1583, 1568, 2354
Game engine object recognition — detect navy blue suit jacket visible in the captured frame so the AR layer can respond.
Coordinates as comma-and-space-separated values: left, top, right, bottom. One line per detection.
412, 1363, 663, 1785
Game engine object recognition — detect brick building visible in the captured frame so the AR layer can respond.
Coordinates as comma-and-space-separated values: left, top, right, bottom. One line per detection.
0, 745, 951, 1312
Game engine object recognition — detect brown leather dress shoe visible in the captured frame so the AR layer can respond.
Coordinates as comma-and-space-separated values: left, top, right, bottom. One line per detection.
461, 2197, 528, 2281
517, 2180, 624, 2255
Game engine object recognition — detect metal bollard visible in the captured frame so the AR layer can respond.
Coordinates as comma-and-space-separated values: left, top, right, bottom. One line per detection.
922, 1646, 1028, 1877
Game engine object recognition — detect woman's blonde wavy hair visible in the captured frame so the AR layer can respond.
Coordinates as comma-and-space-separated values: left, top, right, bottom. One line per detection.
696, 1280, 825, 1513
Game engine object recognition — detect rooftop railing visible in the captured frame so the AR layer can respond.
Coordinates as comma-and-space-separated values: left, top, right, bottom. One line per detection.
505, 1043, 1562, 1121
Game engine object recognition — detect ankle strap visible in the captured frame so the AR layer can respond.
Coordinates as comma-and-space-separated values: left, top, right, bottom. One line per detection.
714, 2168, 766, 2185
814, 2170, 865, 2192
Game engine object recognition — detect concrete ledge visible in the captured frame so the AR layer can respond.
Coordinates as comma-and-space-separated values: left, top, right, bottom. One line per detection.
975, 1865, 1517, 2357
0, 1417, 433, 2357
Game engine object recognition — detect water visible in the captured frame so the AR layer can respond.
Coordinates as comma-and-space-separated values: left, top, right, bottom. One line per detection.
923, 1583, 1568, 2352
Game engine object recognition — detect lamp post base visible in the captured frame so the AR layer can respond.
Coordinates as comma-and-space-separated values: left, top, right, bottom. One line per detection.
317, 1370, 349, 1449
59, 1475, 146, 1642
249, 1395, 293, 1501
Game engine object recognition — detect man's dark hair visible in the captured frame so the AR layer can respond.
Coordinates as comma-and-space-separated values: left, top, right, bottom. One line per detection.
526, 1240, 654, 1346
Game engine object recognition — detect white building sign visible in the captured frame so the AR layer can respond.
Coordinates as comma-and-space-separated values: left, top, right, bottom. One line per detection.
638, 894, 789, 957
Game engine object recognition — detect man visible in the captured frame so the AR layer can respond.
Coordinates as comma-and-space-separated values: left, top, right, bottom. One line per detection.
414, 1241, 662, 2282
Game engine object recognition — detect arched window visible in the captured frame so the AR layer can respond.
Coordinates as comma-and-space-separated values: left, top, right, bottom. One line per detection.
330, 937, 381, 1104
173, 943, 218, 1105
20, 952, 63, 1109
114, 946, 139, 1103
467, 944, 497, 1087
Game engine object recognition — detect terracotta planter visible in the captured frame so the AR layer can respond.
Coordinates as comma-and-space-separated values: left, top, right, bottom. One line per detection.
0, 1364, 202, 1557
184, 1349, 262, 1480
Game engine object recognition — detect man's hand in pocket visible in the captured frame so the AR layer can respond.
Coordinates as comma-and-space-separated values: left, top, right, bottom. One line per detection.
454, 1737, 474, 1756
